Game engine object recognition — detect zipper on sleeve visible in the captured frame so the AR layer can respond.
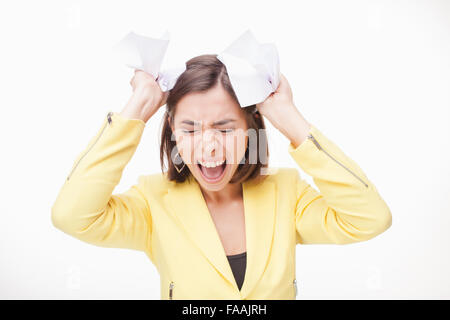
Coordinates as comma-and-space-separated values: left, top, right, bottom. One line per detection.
169, 281, 174, 300
307, 133, 369, 188
66, 112, 113, 181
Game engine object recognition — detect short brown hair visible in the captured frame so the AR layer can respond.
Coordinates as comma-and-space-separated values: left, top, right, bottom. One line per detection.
160, 54, 269, 184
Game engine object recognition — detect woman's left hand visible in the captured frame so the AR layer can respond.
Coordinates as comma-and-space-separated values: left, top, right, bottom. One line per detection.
256, 73, 312, 148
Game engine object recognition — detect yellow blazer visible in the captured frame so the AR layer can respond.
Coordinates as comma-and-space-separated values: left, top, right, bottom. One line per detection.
51, 111, 392, 300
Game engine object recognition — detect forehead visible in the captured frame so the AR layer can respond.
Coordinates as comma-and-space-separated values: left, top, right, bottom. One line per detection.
174, 85, 243, 124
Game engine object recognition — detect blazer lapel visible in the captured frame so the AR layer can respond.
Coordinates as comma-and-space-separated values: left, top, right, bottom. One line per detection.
163, 174, 276, 298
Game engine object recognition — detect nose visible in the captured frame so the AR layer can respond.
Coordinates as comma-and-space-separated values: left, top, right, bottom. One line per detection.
201, 129, 220, 159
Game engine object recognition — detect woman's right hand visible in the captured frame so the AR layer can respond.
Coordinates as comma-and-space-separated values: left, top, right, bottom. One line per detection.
119, 69, 169, 123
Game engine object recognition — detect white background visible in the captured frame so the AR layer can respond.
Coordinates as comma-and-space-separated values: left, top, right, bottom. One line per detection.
1, 0, 449, 299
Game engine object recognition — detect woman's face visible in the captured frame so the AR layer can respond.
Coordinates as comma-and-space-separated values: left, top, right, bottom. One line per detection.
170, 85, 249, 191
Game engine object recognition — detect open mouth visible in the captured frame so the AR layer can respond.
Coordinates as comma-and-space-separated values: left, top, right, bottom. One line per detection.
197, 159, 228, 183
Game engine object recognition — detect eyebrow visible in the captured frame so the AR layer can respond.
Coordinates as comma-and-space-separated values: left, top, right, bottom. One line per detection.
180, 119, 236, 126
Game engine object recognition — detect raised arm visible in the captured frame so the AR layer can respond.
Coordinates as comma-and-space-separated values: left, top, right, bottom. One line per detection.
51, 70, 168, 255
289, 124, 392, 244
255, 73, 391, 244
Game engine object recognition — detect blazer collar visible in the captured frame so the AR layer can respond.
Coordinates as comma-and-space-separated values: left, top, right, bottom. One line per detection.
163, 174, 276, 299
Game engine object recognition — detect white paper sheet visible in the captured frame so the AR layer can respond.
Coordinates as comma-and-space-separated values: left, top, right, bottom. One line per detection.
217, 29, 280, 108
112, 29, 280, 107
112, 30, 186, 92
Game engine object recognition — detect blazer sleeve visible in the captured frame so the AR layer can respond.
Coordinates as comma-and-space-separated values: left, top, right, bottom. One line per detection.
51, 111, 153, 255
288, 124, 392, 244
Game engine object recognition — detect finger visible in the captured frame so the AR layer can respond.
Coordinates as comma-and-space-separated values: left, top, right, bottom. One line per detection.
276, 73, 288, 92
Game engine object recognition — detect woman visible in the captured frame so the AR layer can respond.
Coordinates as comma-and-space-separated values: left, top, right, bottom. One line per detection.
51, 54, 392, 300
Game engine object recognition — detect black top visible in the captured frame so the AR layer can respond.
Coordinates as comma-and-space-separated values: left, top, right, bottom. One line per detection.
226, 251, 247, 291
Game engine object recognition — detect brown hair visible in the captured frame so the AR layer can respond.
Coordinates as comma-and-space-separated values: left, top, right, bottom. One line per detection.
160, 54, 269, 184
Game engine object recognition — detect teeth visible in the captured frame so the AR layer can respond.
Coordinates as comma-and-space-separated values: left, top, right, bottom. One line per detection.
198, 159, 225, 168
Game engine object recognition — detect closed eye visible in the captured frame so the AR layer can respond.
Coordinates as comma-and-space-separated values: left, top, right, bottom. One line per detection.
182, 129, 234, 134
218, 129, 234, 133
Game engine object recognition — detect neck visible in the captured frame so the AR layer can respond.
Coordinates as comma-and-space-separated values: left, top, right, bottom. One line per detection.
199, 181, 243, 204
